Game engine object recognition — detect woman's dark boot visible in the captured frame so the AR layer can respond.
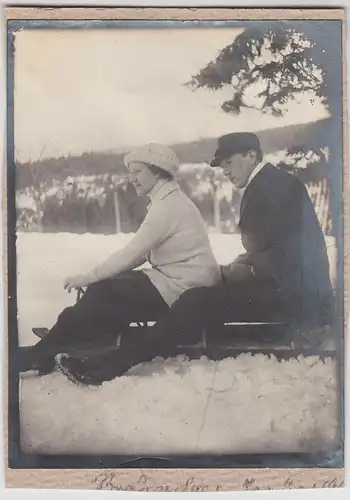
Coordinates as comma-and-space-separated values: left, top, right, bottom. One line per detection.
18, 347, 55, 375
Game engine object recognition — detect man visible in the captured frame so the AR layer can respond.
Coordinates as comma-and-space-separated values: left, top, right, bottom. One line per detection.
56, 133, 334, 385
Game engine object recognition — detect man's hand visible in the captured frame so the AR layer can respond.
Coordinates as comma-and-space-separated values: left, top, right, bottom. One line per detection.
221, 261, 255, 284
234, 253, 248, 265
63, 275, 89, 293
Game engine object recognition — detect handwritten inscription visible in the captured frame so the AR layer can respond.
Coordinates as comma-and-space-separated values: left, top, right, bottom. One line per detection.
92, 472, 344, 491
241, 477, 344, 490
93, 473, 221, 492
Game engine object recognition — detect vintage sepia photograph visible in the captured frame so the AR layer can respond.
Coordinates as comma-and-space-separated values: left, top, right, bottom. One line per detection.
6, 9, 345, 474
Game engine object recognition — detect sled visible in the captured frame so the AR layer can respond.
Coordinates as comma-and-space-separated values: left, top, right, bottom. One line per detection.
19, 339, 336, 365
24, 288, 337, 363
24, 325, 336, 364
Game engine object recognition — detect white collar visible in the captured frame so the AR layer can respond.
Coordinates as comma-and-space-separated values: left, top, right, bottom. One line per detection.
238, 162, 265, 195
246, 161, 265, 187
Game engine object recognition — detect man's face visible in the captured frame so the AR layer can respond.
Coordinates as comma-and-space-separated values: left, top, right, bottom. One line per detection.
220, 150, 257, 189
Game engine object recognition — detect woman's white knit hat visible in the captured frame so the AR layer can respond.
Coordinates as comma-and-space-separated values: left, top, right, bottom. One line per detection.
124, 143, 179, 177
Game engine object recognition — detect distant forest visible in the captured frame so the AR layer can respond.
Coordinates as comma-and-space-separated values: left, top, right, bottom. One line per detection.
15, 119, 330, 189
15, 121, 334, 235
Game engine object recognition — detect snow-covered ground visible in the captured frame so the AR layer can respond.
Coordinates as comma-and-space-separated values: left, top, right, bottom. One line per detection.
16, 232, 339, 455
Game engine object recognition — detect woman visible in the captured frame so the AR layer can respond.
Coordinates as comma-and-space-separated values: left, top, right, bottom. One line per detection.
19, 143, 221, 375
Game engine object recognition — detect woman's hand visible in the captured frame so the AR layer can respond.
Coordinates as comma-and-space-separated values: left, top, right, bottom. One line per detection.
63, 274, 89, 293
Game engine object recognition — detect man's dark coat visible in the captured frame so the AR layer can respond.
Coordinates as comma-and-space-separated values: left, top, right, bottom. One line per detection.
238, 163, 334, 325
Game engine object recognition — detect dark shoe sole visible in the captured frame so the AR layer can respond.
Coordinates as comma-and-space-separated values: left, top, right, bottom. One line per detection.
55, 353, 82, 386
55, 353, 102, 387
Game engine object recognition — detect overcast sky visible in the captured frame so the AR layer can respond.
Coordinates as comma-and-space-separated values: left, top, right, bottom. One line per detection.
14, 27, 328, 162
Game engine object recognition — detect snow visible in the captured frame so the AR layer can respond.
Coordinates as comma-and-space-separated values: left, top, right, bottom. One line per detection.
16, 232, 339, 455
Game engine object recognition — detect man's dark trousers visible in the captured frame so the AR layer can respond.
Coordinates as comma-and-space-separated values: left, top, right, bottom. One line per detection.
86, 273, 290, 380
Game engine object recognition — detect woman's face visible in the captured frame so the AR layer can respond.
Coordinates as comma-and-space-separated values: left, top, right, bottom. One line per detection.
127, 161, 159, 196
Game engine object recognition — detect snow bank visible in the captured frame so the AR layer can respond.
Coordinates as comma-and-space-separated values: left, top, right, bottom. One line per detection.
16, 232, 339, 455
20, 354, 338, 455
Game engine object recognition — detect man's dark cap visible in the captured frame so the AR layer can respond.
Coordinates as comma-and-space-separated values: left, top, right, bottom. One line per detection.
210, 132, 261, 167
